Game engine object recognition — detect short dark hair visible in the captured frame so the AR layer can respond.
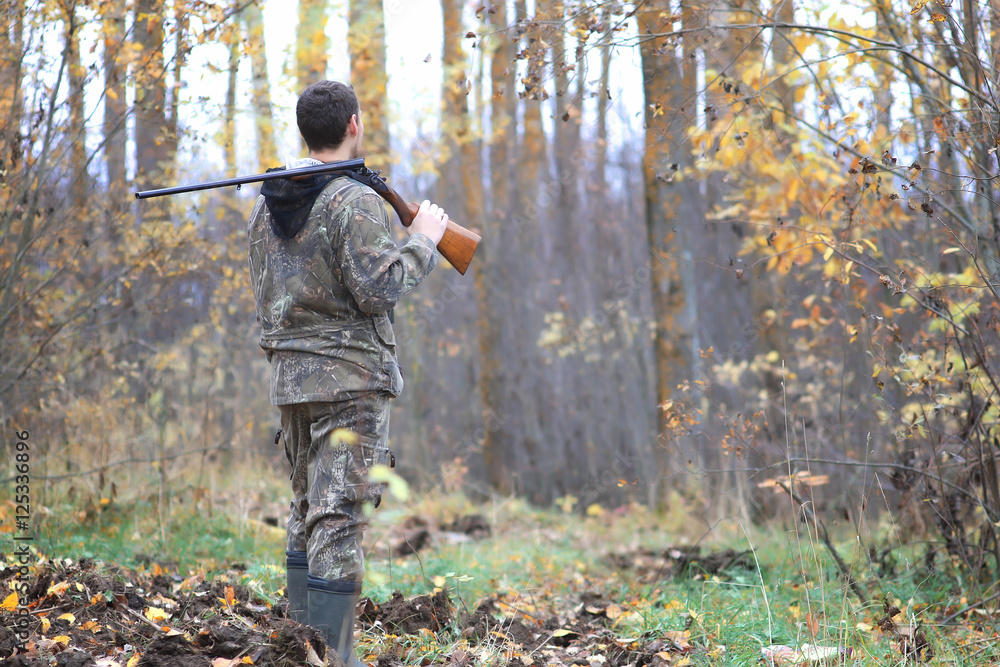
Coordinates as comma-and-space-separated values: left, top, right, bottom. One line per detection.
296, 81, 360, 151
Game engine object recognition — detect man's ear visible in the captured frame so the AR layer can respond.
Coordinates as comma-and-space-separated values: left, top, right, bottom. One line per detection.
348, 114, 359, 136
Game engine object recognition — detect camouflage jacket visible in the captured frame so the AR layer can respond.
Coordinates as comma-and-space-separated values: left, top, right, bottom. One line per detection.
247, 158, 438, 405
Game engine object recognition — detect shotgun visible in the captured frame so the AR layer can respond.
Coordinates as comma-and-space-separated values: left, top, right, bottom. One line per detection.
134, 159, 481, 275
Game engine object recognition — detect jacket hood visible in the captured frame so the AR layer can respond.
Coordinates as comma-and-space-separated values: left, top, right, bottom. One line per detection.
260, 158, 336, 240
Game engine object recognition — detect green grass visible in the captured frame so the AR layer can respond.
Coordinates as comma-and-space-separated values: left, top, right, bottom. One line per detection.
28, 498, 284, 589
9, 483, 1000, 665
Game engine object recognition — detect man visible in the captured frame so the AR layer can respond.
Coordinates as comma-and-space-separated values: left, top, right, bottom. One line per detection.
247, 80, 447, 665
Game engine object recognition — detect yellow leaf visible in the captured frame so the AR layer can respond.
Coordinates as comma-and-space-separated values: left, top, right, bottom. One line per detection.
586, 503, 605, 517
552, 628, 576, 637
145, 607, 169, 623
47, 581, 71, 597
127, 654, 141, 667
58, 612, 76, 624
40, 617, 51, 634
53, 635, 71, 645
910, 0, 930, 14
241, 657, 255, 665
225, 585, 235, 608
930, 12, 947, 21
1, 592, 18, 611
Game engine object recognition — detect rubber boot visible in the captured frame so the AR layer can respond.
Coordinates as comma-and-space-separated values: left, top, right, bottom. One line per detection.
285, 551, 308, 624
307, 575, 365, 667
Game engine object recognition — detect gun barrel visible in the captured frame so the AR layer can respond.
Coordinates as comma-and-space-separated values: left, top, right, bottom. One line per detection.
134, 158, 366, 199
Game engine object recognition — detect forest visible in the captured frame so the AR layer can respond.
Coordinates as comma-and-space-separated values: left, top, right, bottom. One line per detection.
3, 0, 1000, 664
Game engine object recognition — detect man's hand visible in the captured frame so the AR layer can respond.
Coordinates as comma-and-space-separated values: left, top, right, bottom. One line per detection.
407, 200, 448, 246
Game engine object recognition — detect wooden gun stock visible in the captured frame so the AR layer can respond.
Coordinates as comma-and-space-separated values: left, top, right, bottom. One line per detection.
381, 189, 481, 276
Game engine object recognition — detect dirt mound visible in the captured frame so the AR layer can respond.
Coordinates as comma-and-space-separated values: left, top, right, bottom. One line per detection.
440, 515, 491, 539
0, 559, 325, 667
459, 599, 540, 650
366, 590, 453, 635
136, 635, 208, 667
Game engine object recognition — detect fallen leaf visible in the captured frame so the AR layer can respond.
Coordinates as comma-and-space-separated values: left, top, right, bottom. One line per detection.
145, 607, 169, 623
47, 581, 71, 597
305, 641, 325, 667
1, 592, 18, 611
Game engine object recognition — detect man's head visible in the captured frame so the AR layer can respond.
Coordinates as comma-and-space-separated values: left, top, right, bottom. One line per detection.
296, 80, 363, 157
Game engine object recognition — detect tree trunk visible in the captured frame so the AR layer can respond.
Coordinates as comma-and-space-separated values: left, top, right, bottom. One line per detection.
0, 0, 24, 182
65, 1, 88, 209
222, 29, 239, 176
478, 0, 516, 494
296, 0, 331, 91
244, 1, 277, 171
349, 0, 390, 173
165, 1, 188, 162
520, 0, 549, 208
102, 0, 128, 213
637, 3, 690, 489
768, 0, 797, 128
134, 0, 170, 222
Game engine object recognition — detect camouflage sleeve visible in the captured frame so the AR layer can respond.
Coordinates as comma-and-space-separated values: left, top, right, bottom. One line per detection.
333, 191, 438, 314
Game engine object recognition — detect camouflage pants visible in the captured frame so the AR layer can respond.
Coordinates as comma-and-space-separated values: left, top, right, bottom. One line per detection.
279, 393, 392, 583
